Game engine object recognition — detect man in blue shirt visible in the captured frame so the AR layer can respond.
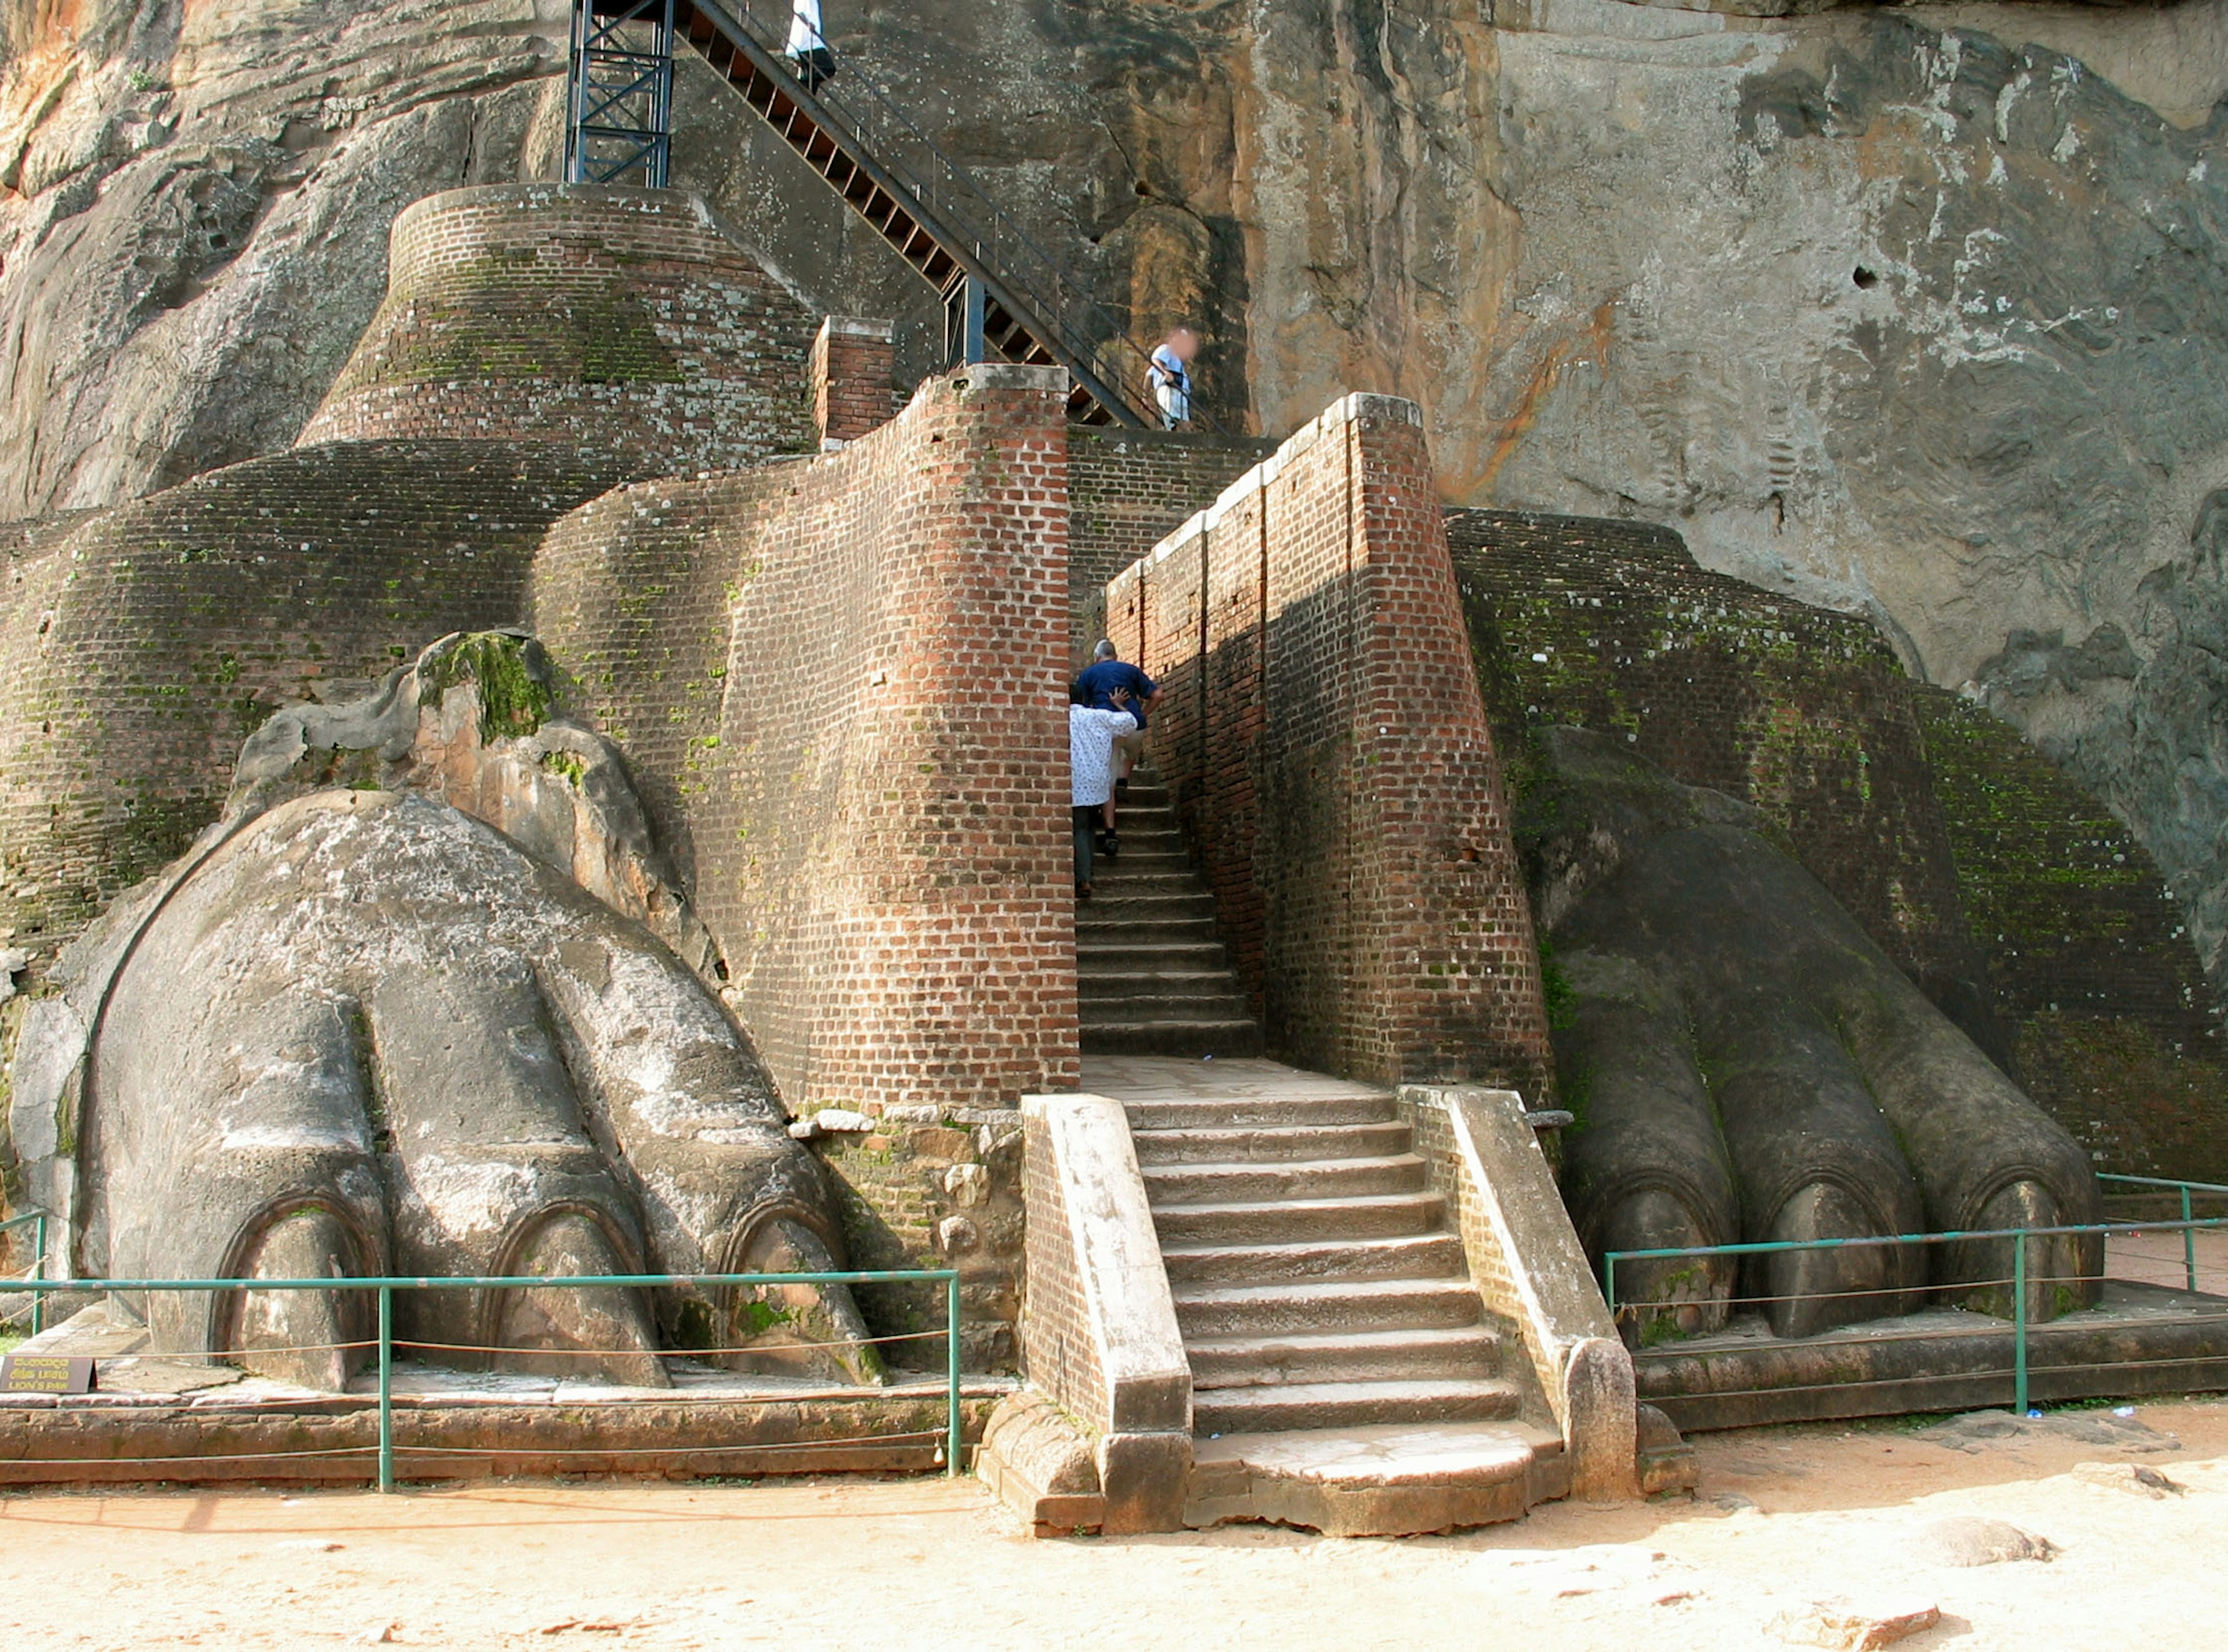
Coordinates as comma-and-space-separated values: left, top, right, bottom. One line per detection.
1148, 328, 1196, 430
1074, 639, 1160, 856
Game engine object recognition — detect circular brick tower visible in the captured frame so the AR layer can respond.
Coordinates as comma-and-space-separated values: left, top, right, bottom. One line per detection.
299, 184, 819, 478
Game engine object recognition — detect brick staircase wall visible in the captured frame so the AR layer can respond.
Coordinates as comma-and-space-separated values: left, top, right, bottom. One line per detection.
1101, 395, 1553, 1098
530, 366, 1079, 1118
299, 185, 820, 478
0, 440, 621, 968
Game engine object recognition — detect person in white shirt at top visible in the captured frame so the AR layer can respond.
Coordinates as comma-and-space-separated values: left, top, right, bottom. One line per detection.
1148, 327, 1196, 431
1070, 680, 1136, 899
786, 0, 836, 92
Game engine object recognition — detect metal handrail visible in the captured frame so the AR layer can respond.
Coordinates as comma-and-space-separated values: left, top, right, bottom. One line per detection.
702, 0, 1199, 430
1605, 1202, 2228, 1415
14, 1265, 962, 1491
0, 1209, 47, 1336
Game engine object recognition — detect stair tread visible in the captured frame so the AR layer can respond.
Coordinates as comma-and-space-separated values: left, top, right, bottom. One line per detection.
1172, 1272, 1479, 1304
1185, 1325, 1498, 1356
1151, 1191, 1444, 1218
1197, 1378, 1518, 1404
1145, 1153, 1424, 1180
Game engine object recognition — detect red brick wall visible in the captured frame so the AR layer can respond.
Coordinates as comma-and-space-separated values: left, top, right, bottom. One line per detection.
531, 366, 1079, 1114
299, 185, 819, 477
1104, 395, 1554, 1098
811, 317, 898, 446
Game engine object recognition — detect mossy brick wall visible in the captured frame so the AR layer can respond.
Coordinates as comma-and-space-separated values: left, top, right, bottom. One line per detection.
0, 440, 619, 966
299, 185, 818, 479
1914, 687, 2228, 1180
1067, 426, 1277, 655
1104, 396, 1553, 1097
531, 366, 1079, 1119
1448, 508, 1992, 1040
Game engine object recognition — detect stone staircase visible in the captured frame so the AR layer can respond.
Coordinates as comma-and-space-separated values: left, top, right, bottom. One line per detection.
1077, 770, 1263, 1059
1086, 1055, 1565, 1535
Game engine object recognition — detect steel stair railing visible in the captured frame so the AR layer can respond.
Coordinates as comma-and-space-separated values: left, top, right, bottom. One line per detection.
587, 0, 1188, 430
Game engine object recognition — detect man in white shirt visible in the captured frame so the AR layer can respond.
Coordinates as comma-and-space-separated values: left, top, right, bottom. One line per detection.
786, 0, 836, 92
1070, 681, 1137, 898
1148, 327, 1196, 431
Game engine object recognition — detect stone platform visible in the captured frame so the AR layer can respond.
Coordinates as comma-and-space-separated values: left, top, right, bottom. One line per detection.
1638, 1280, 2228, 1432
0, 1306, 1008, 1485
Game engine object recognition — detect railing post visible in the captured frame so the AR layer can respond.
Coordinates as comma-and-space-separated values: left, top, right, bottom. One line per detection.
2183, 1186, 2198, 1295
30, 1213, 45, 1337
2013, 1231, 2029, 1416
377, 1285, 395, 1494
945, 1272, 962, 1480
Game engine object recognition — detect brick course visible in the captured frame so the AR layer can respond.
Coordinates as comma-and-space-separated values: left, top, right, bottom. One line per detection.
1103, 396, 1554, 1097
299, 185, 819, 478
531, 366, 1079, 1118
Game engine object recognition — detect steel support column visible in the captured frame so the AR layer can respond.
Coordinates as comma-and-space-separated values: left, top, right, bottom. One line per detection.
566, 0, 678, 188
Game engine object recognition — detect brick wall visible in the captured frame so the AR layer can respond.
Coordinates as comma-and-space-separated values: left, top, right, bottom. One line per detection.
811, 317, 897, 446
299, 185, 819, 478
1447, 507, 1997, 1057
0, 441, 619, 967
531, 365, 1079, 1118
1102, 395, 1554, 1097
1066, 426, 1276, 659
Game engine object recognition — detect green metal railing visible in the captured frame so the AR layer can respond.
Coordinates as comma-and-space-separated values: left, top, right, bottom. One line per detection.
1605, 1176, 2228, 1416
10, 1262, 961, 1491
1, 1209, 48, 1336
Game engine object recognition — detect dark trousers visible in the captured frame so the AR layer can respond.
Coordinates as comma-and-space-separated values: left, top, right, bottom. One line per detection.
790, 46, 836, 93
1073, 805, 1099, 885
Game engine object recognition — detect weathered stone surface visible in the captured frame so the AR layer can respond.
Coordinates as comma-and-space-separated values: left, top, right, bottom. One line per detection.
1771, 1596, 1941, 1651
5, 765, 879, 1387
11, 0, 2228, 1002
1533, 726, 2103, 1337
1912, 1514, 2056, 1567
2072, 1459, 2185, 1496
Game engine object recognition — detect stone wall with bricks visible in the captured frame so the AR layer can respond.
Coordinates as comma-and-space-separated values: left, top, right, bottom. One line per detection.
530, 365, 1079, 1122
299, 185, 819, 478
0, 440, 619, 971
811, 317, 898, 446
1101, 395, 1554, 1097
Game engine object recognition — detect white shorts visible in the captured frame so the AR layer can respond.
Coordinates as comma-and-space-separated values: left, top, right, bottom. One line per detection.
1155, 381, 1190, 427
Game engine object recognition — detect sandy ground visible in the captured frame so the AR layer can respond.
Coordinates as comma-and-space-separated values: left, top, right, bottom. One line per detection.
6, 1399, 2227, 1651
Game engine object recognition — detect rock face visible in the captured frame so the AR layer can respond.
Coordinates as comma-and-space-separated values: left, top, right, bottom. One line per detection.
1533, 726, 2102, 1342
6, 0, 2228, 978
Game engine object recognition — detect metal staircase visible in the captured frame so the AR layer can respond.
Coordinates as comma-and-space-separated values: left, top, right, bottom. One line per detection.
567, 0, 1161, 429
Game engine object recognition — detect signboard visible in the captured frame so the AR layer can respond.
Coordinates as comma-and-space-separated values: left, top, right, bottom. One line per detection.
0, 1353, 93, 1394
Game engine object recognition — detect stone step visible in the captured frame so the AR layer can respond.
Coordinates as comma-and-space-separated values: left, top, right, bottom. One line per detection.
1141, 1154, 1429, 1204
1173, 1277, 1485, 1339
1159, 1231, 1468, 1287
1074, 914, 1223, 946
1186, 1325, 1503, 1389
1080, 993, 1252, 1027
1185, 1423, 1551, 1538
1077, 890, 1218, 921
1153, 1191, 1446, 1247
1084, 869, 1202, 895
1192, 1378, 1522, 1434
1076, 942, 1233, 974
1115, 784, 1170, 808
1129, 1120, 1413, 1165
1122, 1092, 1395, 1132
1077, 969, 1240, 1000
1088, 851, 1192, 875
1078, 1019, 1265, 1058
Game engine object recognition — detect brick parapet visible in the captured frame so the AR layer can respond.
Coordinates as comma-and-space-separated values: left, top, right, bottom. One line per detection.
811, 317, 898, 446
531, 365, 1079, 1116
1105, 394, 1554, 1097
299, 185, 819, 478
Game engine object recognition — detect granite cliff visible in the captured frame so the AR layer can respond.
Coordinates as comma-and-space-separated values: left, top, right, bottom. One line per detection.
5, 0, 2228, 992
